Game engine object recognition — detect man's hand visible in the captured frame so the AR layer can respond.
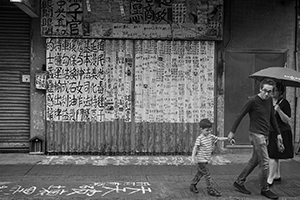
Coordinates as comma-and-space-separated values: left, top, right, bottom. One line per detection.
228, 131, 235, 144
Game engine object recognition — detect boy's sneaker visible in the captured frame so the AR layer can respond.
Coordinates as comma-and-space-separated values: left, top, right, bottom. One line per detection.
261, 190, 278, 199
189, 184, 199, 193
233, 181, 251, 194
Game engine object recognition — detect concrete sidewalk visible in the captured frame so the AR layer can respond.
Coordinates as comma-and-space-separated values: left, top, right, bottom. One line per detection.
0, 153, 300, 200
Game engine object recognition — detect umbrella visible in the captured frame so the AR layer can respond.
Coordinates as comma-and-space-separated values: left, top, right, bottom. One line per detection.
248, 67, 300, 88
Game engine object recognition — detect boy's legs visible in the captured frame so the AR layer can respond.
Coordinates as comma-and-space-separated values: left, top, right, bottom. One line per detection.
200, 163, 221, 196
191, 163, 205, 185
190, 163, 205, 193
192, 163, 220, 193
198, 163, 213, 189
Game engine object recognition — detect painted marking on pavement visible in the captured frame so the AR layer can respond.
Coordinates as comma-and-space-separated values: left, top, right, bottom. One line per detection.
0, 181, 152, 198
38, 155, 231, 165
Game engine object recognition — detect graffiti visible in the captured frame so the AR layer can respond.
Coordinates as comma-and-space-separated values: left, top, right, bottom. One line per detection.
35, 72, 47, 90
130, 0, 172, 24
10, 185, 37, 195
0, 182, 151, 197
41, 0, 83, 36
172, 3, 186, 24
46, 39, 133, 122
38, 155, 231, 165
134, 40, 215, 123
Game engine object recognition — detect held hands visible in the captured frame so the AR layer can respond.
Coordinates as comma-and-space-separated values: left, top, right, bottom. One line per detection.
229, 138, 235, 145
191, 156, 195, 164
227, 132, 235, 145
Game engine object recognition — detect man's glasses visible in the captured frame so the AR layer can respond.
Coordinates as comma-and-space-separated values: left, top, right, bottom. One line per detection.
262, 88, 273, 94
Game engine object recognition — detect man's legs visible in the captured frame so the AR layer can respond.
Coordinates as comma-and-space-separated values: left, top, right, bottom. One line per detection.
235, 133, 259, 186
254, 133, 278, 199
254, 133, 269, 192
235, 132, 278, 199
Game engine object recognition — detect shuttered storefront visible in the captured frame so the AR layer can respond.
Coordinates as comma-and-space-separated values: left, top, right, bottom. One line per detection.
0, 1, 31, 153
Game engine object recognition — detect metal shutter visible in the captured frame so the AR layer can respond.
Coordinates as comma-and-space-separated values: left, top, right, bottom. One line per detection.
0, 1, 31, 153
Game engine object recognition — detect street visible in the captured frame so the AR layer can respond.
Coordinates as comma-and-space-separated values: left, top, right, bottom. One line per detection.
0, 153, 300, 200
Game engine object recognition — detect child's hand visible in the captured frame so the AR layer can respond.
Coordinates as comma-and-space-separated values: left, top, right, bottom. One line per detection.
191, 157, 195, 164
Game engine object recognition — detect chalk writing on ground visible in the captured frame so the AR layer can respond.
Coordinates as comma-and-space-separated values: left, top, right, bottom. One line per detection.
0, 182, 151, 197
38, 155, 231, 165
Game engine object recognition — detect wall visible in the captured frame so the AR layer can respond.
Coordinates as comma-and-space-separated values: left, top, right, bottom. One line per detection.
37, 0, 222, 154
45, 39, 216, 154
30, 11, 46, 142
31, 0, 299, 153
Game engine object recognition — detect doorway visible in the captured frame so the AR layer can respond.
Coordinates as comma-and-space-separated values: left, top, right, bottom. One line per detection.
224, 51, 286, 145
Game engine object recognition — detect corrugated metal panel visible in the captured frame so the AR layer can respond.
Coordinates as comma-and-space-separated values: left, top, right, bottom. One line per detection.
134, 40, 216, 154
47, 121, 132, 154
46, 39, 215, 155
46, 39, 134, 154
0, 1, 31, 152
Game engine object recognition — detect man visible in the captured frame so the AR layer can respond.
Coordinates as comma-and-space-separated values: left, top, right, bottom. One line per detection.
227, 78, 283, 200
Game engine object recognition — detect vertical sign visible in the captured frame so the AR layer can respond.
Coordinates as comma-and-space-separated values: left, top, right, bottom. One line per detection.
41, 0, 83, 36
35, 72, 47, 90
46, 38, 133, 122
130, 0, 173, 24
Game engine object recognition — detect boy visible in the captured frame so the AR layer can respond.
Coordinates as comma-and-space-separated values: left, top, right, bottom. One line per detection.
190, 118, 234, 197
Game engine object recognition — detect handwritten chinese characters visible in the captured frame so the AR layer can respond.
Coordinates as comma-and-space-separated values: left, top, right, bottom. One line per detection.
41, 0, 223, 39
46, 38, 133, 122
0, 182, 151, 197
35, 72, 47, 90
38, 155, 231, 165
46, 39, 214, 123
130, 0, 172, 24
41, 0, 83, 36
134, 40, 215, 123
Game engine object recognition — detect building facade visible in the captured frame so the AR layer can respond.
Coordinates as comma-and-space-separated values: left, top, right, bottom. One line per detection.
0, 0, 299, 154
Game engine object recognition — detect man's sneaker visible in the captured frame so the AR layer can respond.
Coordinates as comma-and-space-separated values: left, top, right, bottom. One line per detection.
233, 181, 251, 194
261, 190, 279, 199
189, 184, 199, 193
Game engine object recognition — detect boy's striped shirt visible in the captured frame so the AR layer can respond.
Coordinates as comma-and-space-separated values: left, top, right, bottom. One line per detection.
195, 134, 218, 163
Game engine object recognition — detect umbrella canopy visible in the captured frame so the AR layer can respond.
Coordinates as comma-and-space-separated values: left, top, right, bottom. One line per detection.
248, 67, 300, 87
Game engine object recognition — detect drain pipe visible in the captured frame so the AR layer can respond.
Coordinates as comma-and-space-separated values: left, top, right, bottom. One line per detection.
294, 0, 299, 150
